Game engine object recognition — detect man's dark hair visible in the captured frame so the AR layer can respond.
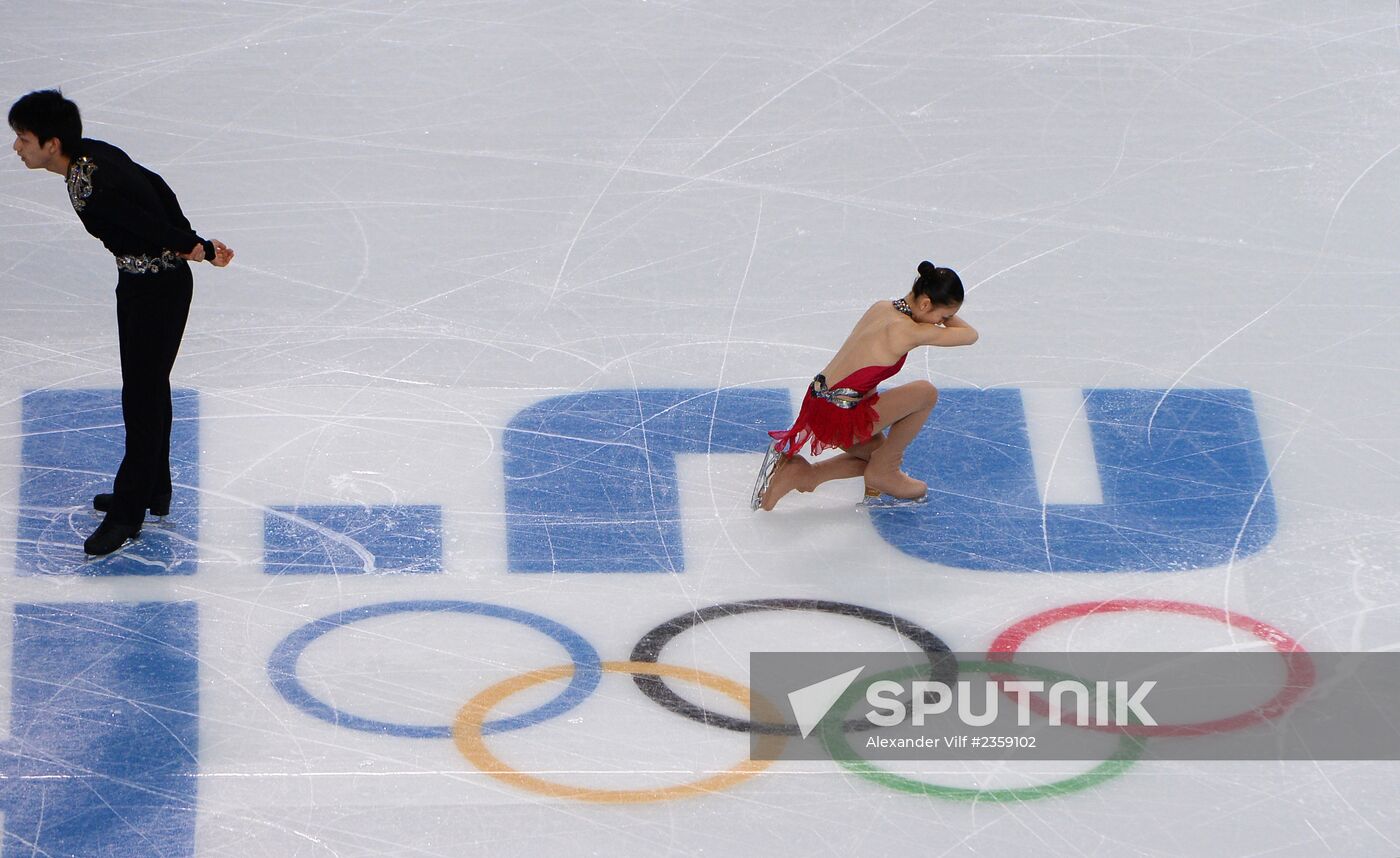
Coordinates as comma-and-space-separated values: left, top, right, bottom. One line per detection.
9, 89, 82, 155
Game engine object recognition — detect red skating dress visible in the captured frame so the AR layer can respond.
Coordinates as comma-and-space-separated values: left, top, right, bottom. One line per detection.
768, 354, 907, 456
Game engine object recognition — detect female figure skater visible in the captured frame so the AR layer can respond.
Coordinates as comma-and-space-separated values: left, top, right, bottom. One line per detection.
752, 261, 977, 511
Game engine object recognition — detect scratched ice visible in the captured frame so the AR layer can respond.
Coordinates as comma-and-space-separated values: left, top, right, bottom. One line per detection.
1, 1, 1398, 855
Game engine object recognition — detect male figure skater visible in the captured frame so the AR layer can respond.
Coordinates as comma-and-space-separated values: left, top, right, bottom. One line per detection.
9, 89, 234, 555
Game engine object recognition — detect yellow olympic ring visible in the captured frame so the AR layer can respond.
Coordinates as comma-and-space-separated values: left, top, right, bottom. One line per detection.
452, 660, 786, 803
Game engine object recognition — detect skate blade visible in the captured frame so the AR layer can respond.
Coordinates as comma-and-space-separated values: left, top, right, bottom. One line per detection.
89, 510, 167, 527
859, 494, 928, 509
750, 442, 782, 511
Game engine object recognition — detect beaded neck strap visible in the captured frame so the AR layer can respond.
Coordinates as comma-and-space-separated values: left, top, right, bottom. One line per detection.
892, 298, 914, 318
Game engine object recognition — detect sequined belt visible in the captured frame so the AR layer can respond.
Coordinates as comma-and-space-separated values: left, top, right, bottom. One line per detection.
808, 374, 865, 410
115, 250, 182, 274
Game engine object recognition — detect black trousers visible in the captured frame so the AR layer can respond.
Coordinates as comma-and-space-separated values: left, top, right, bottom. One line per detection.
108, 263, 193, 525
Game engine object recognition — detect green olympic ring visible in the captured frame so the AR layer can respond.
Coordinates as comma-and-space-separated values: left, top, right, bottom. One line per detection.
818, 660, 1146, 802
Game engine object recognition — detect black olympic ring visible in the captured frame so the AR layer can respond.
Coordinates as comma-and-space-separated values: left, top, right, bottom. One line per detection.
629, 598, 956, 735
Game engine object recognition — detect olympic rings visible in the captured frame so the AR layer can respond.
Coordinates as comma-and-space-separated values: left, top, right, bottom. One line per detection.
269, 596, 1313, 806
629, 598, 956, 735
820, 660, 1144, 801
268, 600, 602, 738
987, 599, 1316, 737
452, 661, 787, 803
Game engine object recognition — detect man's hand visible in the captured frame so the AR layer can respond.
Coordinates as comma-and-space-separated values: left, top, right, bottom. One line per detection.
179, 240, 234, 266
210, 239, 234, 267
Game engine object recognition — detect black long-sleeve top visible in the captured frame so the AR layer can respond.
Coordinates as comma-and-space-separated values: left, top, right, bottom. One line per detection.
65, 138, 216, 263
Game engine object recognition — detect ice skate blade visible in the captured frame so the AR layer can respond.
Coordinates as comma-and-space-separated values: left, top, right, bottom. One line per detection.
859, 493, 928, 509
750, 442, 782, 511
90, 510, 166, 526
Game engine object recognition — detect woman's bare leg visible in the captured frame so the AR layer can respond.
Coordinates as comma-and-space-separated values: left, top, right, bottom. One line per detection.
759, 454, 812, 510
759, 433, 887, 511
862, 381, 939, 499
799, 433, 884, 488
845, 434, 885, 461
760, 383, 938, 509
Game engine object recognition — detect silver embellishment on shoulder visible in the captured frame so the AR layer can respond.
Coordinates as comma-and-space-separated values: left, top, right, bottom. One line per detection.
67, 156, 96, 212
115, 250, 181, 274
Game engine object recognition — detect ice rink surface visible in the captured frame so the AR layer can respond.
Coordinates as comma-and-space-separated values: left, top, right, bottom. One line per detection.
2, 0, 1399, 855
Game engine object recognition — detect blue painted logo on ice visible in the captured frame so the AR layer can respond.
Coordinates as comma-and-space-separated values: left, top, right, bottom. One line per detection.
503, 386, 1277, 573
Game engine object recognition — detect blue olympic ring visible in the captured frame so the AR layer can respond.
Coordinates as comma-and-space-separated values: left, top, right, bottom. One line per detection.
268, 600, 602, 738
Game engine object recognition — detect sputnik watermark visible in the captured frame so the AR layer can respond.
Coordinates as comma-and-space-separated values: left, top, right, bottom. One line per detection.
755, 651, 1400, 761
788, 669, 1157, 734
865, 678, 1158, 727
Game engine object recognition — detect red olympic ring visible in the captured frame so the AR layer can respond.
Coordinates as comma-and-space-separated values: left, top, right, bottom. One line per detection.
987, 599, 1316, 737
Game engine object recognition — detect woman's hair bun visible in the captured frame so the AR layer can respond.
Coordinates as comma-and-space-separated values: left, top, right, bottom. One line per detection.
910, 259, 964, 306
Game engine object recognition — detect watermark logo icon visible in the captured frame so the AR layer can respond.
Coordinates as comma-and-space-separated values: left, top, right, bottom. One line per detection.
788, 666, 865, 738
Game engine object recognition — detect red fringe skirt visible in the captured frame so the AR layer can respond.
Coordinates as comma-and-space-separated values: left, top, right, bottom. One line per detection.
769, 388, 881, 457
